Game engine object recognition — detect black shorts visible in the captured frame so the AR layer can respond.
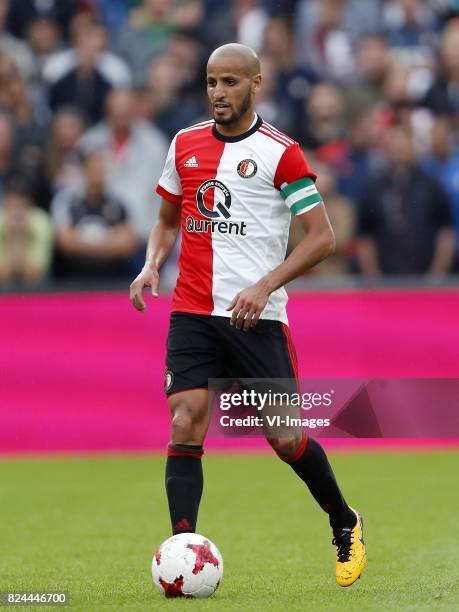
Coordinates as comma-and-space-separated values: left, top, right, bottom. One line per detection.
164, 313, 298, 395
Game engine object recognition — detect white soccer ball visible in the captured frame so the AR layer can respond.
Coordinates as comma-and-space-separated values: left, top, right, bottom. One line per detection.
152, 533, 223, 599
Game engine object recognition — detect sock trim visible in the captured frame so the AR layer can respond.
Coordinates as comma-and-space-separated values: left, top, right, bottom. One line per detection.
167, 443, 204, 459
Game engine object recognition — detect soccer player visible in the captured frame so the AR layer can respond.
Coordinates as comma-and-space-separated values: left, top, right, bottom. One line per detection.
130, 43, 366, 587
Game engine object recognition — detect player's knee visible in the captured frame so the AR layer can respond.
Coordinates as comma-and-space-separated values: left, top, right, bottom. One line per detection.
170, 407, 203, 443
171, 411, 194, 437
269, 435, 302, 458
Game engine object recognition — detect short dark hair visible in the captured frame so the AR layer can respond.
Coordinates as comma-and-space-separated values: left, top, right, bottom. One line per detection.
53, 105, 87, 126
76, 143, 104, 164
4, 175, 34, 200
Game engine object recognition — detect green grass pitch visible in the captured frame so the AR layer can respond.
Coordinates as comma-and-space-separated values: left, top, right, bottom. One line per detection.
1, 451, 458, 611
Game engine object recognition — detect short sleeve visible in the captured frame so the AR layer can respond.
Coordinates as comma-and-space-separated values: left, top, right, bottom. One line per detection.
274, 144, 322, 216
156, 135, 182, 204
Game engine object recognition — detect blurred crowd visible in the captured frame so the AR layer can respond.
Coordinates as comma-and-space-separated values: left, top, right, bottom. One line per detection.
2, 0, 459, 288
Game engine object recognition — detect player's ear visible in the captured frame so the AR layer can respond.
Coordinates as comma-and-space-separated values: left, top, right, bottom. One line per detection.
252, 73, 262, 94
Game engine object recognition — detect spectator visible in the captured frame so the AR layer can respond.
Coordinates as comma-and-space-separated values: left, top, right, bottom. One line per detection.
382, 0, 439, 57
0, 0, 457, 285
338, 112, 380, 204
0, 0, 35, 78
345, 36, 393, 115
294, 0, 381, 81
255, 53, 304, 137
115, 0, 204, 87
262, 16, 318, 132
0, 55, 51, 208
46, 107, 86, 194
6, 0, 79, 41
200, 0, 234, 51
300, 83, 348, 173
145, 52, 205, 138
167, 30, 205, 99
256, 55, 294, 133
78, 89, 168, 242
234, 0, 269, 53
43, 14, 131, 90
25, 13, 63, 79
84, 0, 129, 34
0, 111, 16, 198
0, 54, 47, 151
52, 149, 138, 279
359, 58, 431, 139
0, 176, 53, 285
425, 21, 459, 117
421, 115, 459, 268
290, 160, 356, 276
380, 59, 435, 139
302, 82, 345, 148
48, 17, 116, 125
357, 125, 455, 277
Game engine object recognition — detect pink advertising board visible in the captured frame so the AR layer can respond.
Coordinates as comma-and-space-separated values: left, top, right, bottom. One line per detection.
1, 289, 458, 454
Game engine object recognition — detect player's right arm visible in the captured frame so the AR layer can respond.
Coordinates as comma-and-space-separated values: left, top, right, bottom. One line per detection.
131, 132, 182, 312
129, 197, 181, 312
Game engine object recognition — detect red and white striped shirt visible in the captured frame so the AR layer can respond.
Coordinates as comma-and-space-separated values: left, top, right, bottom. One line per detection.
156, 115, 321, 323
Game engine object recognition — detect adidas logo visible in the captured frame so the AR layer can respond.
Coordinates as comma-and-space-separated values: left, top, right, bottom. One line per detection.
173, 518, 192, 533
184, 155, 198, 167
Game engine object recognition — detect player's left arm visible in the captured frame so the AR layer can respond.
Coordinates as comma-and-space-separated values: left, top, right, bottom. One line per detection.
227, 203, 335, 330
228, 142, 335, 330
262, 201, 335, 286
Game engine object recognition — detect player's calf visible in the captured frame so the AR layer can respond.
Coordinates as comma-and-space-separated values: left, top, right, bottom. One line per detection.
166, 390, 209, 535
274, 435, 357, 531
166, 443, 204, 534
272, 435, 366, 583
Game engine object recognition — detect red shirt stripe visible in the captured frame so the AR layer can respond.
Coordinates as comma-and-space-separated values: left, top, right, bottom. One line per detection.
172, 125, 226, 314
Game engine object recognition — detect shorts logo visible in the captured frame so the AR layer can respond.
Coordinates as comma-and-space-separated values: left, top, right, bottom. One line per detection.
164, 370, 174, 392
237, 159, 257, 179
196, 179, 231, 219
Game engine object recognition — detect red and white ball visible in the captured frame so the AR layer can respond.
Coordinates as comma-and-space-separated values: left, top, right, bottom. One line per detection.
152, 533, 223, 599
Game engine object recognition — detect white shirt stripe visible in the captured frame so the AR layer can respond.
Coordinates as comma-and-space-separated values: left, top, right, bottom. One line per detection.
260, 125, 292, 147
285, 185, 319, 208
295, 200, 322, 215
264, 122, 295, 145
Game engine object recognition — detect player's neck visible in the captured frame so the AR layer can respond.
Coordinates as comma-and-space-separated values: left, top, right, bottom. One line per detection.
214, 111, 257, 138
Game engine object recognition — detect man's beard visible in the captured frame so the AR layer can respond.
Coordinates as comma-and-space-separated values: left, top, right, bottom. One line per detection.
214, 91, 252, 125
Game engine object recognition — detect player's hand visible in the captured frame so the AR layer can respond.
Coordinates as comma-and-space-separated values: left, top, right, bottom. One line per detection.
129, 264, 160, 312
226, 281, 271, 331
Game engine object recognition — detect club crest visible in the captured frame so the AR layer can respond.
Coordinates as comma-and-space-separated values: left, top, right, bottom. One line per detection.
237, 158, 257, 179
